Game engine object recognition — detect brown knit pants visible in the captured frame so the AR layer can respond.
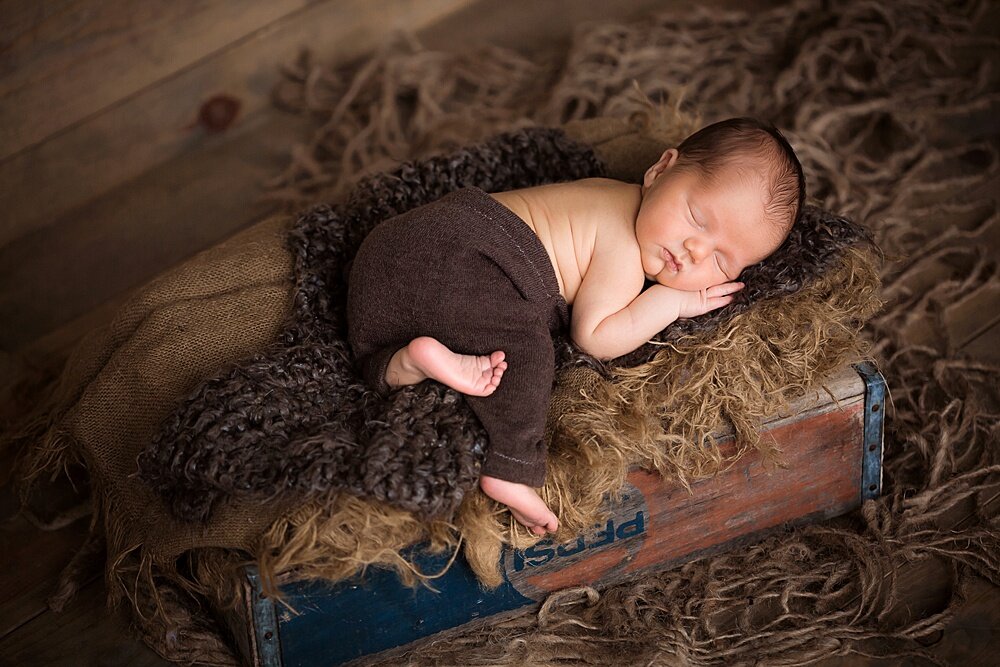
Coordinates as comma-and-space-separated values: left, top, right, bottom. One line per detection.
346, 187, 569, 487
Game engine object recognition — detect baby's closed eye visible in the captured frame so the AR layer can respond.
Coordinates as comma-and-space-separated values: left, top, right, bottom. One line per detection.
715, 254, 728, 278
687, 205, 703, 229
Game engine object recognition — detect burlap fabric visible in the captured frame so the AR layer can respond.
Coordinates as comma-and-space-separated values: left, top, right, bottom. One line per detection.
12, 216, 298, 560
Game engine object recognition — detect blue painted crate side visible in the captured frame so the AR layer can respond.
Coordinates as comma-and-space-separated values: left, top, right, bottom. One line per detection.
274, 548, 533, 667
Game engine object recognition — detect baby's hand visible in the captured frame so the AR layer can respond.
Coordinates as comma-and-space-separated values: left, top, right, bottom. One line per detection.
479, 475, 559, 536
675, 282, 744, 319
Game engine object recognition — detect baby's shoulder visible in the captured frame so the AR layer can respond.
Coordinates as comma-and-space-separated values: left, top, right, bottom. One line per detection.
564, 179, 643, 276
522, 177, 639, 256
566, 179, 641, 244
552, 176, 635, 218
571, 176, 624, 187
562, 176, 628, 196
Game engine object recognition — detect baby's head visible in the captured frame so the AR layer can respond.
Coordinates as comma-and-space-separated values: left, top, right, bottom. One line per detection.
635, 117, 805, 291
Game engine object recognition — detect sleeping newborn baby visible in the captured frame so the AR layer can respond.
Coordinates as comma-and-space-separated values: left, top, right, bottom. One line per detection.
347, 117, 805, 536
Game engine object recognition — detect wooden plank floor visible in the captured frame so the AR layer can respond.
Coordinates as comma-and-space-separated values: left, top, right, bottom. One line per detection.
1, 1, 997, 665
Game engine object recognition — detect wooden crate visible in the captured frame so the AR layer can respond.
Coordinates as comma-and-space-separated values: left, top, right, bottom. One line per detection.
219, 362, 885, 667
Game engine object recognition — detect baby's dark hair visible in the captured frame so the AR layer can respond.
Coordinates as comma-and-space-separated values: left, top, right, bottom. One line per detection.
674, 117, 806, 237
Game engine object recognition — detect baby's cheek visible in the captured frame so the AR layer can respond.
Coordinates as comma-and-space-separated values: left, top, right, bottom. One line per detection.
656, 271, 695, 291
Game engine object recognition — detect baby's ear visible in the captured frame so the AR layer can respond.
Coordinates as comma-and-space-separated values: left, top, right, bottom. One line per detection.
643, 148, 679, 188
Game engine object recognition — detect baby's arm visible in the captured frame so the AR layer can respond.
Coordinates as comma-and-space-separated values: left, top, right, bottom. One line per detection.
571, 229, 741, 360
575, 283, 741, 360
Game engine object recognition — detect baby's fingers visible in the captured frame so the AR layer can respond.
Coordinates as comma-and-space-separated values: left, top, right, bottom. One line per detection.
706, 281, 744, 297
705, 295, 736, 311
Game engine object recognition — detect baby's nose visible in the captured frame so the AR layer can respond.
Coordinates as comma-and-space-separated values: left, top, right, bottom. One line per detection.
684, 237, 710, 262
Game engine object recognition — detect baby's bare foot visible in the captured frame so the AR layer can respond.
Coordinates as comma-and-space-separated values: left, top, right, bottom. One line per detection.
479, 475, 559, 536
406, 336, 507, 397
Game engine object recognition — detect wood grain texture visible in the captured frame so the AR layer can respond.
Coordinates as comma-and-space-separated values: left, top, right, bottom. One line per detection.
0, 466, 91, 642
962, 321, 1000, 367
0, 0, 994, 662
0, 509, 90, 642
945, 279, 1000, 350
0, 579, 172, 667
0, 0, 313, 160
0, 0, 474, 249
622, 398, 864, 578
0, 109, 310, 351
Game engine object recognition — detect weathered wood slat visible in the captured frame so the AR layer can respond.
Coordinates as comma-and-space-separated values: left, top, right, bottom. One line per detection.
0, 508, 90, 641
622, 398, 865, 577
0, 578, 172, 666
0, 463, 91, 642
945, 278, 1000, 350
962, 321, 1000, 367
0, 0, 474, 249
0, 1, 75, 47
415, 0, 675, 53
0, 110, 307, 351
760, 364, 864, 422
0, 0, 312, 160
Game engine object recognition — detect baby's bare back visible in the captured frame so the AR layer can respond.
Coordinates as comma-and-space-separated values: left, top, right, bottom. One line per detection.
489, 178, 646, 308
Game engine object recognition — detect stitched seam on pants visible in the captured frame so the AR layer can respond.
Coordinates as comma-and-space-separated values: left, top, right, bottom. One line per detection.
492, 450, 537, 465
474, 209, 552, 299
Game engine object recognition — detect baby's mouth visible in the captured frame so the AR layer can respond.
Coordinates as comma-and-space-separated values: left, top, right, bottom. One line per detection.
662, 247, 680, 273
